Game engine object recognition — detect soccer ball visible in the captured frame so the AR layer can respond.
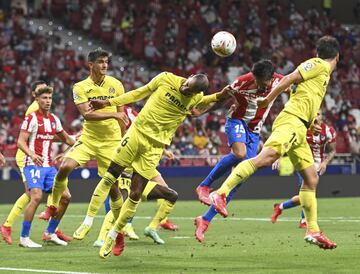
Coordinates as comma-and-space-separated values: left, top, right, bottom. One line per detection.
211, 31, 237, 57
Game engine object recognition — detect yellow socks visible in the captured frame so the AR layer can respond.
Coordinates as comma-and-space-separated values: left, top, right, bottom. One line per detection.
87, 172, 117, 217
148, 199, 174, 230
299, 188, 320, 232
97, 211, 114, 241
114, 198, 139, 233
157, 199, 168, 225
4, 193, 30, 227
46, 193, 53, 207
110, 196, 124, 220
51, 177, 68, 207
218, 159, 257, 196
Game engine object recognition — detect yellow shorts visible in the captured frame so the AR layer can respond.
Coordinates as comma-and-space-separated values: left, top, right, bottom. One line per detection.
112, 126, 165, 180
65, 137, 121, 177
264, 111, 314, 171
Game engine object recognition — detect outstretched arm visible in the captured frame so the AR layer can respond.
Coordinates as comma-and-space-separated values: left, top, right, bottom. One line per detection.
89, 86, 152, 109
192, 85, 235, 116
257, 70, 303, 108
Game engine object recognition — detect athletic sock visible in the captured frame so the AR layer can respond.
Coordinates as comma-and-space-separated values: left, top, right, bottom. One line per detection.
97, 211, 114, 241
282, 199, 294, 209
51, 177, 68, 208
200, 153, 239, 187
87, 172, 117, 217
148, 200, 174, 230
110, 195, 124, 220
21, 220, 32, 237
104, 195, 111, 214
47, 219, 60, 234
46, 193, 53, 207
83, 215, 94, 227
218, 159, 257, 196
4, 193, 30, 227
114, 198, 139, 233
299, 188, 319, 232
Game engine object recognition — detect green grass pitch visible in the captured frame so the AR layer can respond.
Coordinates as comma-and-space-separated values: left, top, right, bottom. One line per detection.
0, 197, 359, 273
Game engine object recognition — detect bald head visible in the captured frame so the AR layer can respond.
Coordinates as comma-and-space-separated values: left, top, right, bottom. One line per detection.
181, 74, 209, 95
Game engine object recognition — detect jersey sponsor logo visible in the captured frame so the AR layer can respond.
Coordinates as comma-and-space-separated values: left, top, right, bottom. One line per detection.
109, 87, 115, 94
88, 95, 115, 101
36, 133, 54, 140
165, 92, 187, 111
303, 62, 315, 71
73, 91, 80, 101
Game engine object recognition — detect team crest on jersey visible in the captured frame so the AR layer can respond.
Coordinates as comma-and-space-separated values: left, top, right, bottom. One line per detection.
73, 91, 80, 101
283, 142, 289, 149
51, 122, 56, 129
109, 87, 115, 94
303, 62, 314, 71
320, 135, 326, 141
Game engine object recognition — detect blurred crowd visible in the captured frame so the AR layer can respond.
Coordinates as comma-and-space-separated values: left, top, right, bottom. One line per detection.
0, 0, 360, 167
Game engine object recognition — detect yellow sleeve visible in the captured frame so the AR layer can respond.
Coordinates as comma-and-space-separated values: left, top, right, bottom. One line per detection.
109, 72, 165, 106
73, 84, 88, 105
297, 59, 325, 81
109, 88, 152, 106
194, 93, 219, 109
25, 101, 39, 115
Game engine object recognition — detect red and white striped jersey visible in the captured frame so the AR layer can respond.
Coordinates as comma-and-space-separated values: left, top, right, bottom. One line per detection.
124, 106, 138, 129
229, 72, 283, 133
20, 111, 63, 167
306, 123, 336, 168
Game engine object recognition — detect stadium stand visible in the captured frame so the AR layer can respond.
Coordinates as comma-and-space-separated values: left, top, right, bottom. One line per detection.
0, 0, 359, 167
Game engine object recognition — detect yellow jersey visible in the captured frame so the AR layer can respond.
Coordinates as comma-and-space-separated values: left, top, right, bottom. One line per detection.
73, 75, 125, 141
283, 57, 331, 124
115, 72, 217, 145
15, 101, 39, 167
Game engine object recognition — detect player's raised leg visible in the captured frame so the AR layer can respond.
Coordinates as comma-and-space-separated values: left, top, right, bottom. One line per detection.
144, 181, 178, 244
197, 123, 247, 205
74, 162, 124, 240
100, 172, 147, 258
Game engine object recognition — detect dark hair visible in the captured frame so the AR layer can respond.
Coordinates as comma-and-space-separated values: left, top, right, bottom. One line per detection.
31, 80, 47, 92
316, 36, 340, 59
251, 60, 275, 81
87, 49, 110, 62
35, 86, 53, 97
191, 74, 209, 92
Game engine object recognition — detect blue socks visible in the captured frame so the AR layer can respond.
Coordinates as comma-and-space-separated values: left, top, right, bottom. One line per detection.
203, 184, 242, 222
47, 219, 60, 234
104, 195, 111, 213
282, 199, 295, 209
200, 153, 240, 187
21, 220, 31, 237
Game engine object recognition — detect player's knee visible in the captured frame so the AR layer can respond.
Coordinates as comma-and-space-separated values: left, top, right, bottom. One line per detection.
30, 191, 42, 204
166, 188, 178, 204
58, 162, 74, 178
304, 174, 319, 188
107, 162, 123, 179
232, 150, 246, 159
61, 191, 71, 204
129, 190, 142, 201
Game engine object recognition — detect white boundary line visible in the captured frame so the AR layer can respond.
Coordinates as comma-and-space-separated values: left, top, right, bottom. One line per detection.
0, 267, 97, 274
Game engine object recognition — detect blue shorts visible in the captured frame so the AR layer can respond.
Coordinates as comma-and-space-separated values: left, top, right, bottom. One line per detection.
225, 118, 260, 159
23, 166, 57, 193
